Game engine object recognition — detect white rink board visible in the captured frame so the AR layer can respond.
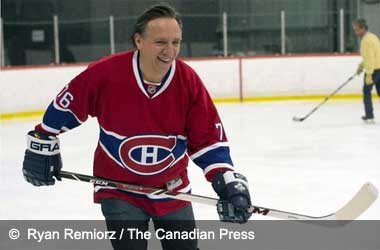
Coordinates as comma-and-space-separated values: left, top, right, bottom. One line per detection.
1, 54, 364, 114
0, 66, 85, 113
185, 59, 240, 99
242, 55, 363, 96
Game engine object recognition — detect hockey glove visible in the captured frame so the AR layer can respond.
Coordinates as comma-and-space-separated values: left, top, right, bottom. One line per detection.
212, 171, 252, 223
365, 73, 374, 85
22, 130, 62, 186
356, 63, 363, 75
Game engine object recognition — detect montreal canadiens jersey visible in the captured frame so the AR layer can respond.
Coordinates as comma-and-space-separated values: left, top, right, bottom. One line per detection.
36, 50, 235, 216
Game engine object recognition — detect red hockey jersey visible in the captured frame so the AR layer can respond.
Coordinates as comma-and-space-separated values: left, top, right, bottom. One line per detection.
37, 50, 234, 216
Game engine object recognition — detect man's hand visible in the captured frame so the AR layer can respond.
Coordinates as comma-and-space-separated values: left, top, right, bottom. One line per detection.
22, 130, 62, 186
212, 171, 252, 223
365, 74, 374, 85
356, 64, 364, 75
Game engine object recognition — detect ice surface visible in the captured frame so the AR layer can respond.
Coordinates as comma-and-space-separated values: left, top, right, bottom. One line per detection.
1, 100, 379, 220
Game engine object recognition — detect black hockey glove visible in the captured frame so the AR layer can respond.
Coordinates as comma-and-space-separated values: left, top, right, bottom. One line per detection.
22, 130, 62, 186
212, 171, 252, 223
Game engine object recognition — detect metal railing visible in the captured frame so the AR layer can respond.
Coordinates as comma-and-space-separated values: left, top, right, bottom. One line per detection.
1, 9, 358, 67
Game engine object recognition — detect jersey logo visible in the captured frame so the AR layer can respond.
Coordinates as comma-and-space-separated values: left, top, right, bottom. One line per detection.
119, 135, 177, 175
147, 85, 157, 94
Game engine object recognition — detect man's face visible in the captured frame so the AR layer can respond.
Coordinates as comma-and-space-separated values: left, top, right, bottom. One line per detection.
352, 24, 366, 38
135, 18, 182, 77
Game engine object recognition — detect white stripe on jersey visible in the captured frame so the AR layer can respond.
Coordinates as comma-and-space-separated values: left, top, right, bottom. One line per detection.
203, 163, 234, 176
100, 126, 126, 140
41, 122, 60, 134
189, 142, 229, 160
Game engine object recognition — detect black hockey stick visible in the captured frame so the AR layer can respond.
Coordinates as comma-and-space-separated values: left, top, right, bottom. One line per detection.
292, 75, 356, 122
57, 170, 378, 222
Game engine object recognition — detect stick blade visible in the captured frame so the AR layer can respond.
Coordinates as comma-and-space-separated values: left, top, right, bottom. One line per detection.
292, 116, 304, 122
333, 182, 378, 220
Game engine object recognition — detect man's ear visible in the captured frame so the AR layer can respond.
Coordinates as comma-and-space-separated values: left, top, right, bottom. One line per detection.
134, 33, 142, 49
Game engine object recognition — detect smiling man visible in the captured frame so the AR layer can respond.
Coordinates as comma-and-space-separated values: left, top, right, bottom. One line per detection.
22, 5, 252, 250
134, 16, 181, 84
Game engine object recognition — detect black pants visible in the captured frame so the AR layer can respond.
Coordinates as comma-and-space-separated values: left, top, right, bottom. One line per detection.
363, 69, 380, 118
101, 198, 198, 250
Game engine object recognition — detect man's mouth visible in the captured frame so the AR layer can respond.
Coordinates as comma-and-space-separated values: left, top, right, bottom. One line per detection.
157, 57, 171, 63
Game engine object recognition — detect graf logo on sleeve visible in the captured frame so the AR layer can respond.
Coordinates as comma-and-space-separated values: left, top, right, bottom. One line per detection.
119, 135, 177, 175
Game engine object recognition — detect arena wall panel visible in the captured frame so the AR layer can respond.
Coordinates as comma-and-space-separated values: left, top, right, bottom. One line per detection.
0, 54, 363, 116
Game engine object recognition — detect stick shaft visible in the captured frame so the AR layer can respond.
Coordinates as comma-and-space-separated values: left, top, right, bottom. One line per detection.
297, 75, 355, 121
57, 171, 311, 219
57, 170, 377, 223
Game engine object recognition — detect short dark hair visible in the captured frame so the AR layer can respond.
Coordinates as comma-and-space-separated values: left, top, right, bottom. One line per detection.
131, 4, 182, 47
352, 19, 368, 30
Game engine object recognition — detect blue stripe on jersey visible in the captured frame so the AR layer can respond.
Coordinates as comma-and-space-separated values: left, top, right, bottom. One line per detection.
99, 128, 124, 163
172, 138, 188, 159
42, 102, 82, 132
191, 146, 234, 170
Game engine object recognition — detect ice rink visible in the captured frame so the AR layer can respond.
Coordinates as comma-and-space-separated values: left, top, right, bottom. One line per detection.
1, 100, 379, 220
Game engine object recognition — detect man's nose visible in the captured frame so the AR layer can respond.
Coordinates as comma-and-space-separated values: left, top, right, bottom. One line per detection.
162, 44, 176, 55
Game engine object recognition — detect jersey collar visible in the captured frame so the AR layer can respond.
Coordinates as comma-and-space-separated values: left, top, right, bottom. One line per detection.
132, 50, 176, 99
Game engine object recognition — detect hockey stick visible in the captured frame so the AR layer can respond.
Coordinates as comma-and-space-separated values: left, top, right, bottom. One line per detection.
292, 75, 356, 122
57, 170, 378, 223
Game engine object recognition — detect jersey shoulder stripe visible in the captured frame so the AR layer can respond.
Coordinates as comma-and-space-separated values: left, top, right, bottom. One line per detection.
41, 101, 83, 134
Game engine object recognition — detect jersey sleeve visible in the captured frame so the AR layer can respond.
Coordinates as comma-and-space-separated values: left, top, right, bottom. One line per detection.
185, 71, 234, 182
36, 63, 102, 135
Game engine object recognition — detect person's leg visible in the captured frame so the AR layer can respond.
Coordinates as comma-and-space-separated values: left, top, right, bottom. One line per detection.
152, 204, 198, 250
362, 78, 374, 118
373, 70, 380, 100
101, 198, 150, 250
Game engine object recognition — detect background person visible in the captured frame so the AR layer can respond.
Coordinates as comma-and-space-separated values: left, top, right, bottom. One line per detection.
353, 19, 380, 123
